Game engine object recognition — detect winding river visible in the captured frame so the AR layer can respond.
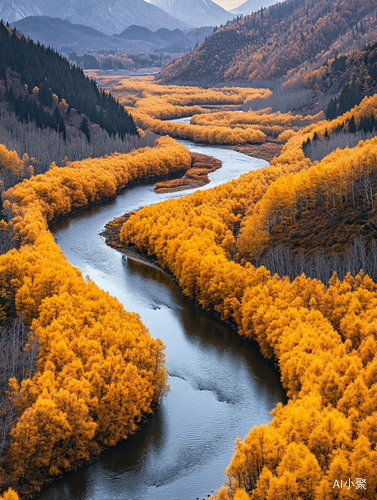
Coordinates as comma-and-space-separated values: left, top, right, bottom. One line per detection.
39, 139, 287, 500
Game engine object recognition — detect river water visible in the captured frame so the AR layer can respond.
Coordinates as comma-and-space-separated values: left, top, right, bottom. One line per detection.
40, 141, 286, 500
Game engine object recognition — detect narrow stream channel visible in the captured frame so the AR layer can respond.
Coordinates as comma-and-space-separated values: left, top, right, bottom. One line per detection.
39, 141, 286, 500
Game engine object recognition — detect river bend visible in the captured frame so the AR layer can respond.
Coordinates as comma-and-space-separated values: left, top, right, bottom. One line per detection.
39, 141, 286, 500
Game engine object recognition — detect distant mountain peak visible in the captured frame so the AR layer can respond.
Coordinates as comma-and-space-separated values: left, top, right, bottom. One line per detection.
5, 0, 190, 34
117, 24, 184, 45
11, 15, 181, 52
231, 0, 278, 16
0, 0, 41, 23
150, 0, 233, 27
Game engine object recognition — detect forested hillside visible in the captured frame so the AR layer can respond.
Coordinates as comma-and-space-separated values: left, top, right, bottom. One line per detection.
0, 21, 137, 140
0, 21, 155, 189
0, 136, 192, 498
234, 93, 377, 280
304, 42, 377, 119
159, 0, 377, 84
118, 96, 377, 500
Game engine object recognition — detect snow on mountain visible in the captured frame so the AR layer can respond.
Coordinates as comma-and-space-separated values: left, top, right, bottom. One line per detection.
0, 0, 41, 23
231, 0, 278, 16
150, 0, 233, 28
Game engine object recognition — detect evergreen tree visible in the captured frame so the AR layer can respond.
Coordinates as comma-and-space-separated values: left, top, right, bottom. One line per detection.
79, 116, 90, 142
325, 99, 337, 120
0, 294, 7, 325
59, 117, 67, 141
348, 116, 356, 133
38, 83, 53, 108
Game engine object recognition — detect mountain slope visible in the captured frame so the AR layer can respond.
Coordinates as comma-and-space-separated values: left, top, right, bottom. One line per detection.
160, 26, 213, 53
302, 42, 377, 119
0, 0, 41, 22
0, 21, 137, 139
159, 0, 377, 83
150, 0, 233, 28
231, 0, 277, 15
34, 0, 190, 34
10, 16, 160, 52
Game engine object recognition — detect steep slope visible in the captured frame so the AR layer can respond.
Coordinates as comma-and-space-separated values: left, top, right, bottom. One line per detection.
0, 21, 137, 140
10, 16, 159, 52
35, 0, 190, 34
159, 0, 377, 84
231, 0, 277, 15
303, 41, 377, 119
0, 0, 41, 22
150, 0, 233, 28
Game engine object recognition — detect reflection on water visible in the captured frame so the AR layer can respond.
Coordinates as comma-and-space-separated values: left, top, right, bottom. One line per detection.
40, 143, 286, 500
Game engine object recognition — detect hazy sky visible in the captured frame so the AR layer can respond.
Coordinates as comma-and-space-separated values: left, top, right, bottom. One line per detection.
146, 0, 244, 10
213, 0, 243, 8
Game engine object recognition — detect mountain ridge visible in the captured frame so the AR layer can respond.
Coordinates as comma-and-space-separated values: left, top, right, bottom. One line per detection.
158, 0, 377, 84
149, 0, 233, 28
0, 0, 41, 22
10, 16, 166, 52
35, 0, 191, 33
2, 0, 190, 34
117, 24, 184, 46
158, 25, 213, 53
231, 0, 277, 15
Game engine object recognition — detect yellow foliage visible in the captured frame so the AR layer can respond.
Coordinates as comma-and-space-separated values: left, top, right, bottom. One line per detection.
97, 76, 297, 145
0, 489, 19, 500
238, 94, 377, 260
3, 136, 191, 245
91, 76, 327, 146
0, 145, 23, 179
277, 129, 297, 143
4, 75, 377, 497
248, 138, 373, 243
120, 110, 377, 497
191, 109, 322, 130
234, 489, 249, 500
2, 250, 167, 470
0, 137, 196, 491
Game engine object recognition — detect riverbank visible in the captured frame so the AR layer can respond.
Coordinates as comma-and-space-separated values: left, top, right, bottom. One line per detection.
48, 153, 220, 229
101, 217, 240, 332
26, 407, 159, 500
47, 171, 189, 228
102, 215, 185, 281
154, 153, 222, 193
44, 140, 281, 500
101, 212, 284, 373
229, 141, 283, 161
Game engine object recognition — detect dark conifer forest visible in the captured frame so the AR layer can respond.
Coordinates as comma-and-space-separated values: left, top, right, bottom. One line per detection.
315, 43, 377, 119
0, 21, 137, 139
